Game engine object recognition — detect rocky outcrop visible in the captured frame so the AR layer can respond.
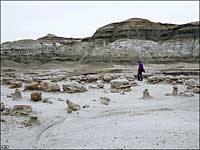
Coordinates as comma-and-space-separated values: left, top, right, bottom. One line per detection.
63, 81, 87, 93
110, 78, 132, 93
1, 18, 199, 64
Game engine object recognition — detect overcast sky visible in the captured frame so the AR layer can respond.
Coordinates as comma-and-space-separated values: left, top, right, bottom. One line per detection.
1, 1, 199, 43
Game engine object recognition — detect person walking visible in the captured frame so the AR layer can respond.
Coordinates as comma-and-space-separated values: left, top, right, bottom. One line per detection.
137, 60, 145, 81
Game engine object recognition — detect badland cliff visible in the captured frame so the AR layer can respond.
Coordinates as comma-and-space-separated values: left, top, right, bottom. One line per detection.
1, 18, 199, 64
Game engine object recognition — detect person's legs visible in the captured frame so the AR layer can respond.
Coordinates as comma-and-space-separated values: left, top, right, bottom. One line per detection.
137, 72, 140, 80
138, 71, 142, 81
140, 72, 143, 81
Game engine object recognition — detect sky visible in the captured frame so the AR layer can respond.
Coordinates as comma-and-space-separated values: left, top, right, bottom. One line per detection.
1, 1, 199, 43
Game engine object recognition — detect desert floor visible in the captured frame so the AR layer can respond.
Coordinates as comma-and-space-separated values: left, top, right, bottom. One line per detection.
1, 62, 199, 149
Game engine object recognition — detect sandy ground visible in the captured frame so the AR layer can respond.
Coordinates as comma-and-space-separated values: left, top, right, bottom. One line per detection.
1, 62, 199, 149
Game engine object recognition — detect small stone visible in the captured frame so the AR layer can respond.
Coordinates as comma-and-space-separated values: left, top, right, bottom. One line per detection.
83, 105, 90, 108
58, 98, 64, 101
97, 83, 104, 89
120, 91, 125, 95
142, 89, 153, 99
100, 96, 110, 105
66, 100, 80, 111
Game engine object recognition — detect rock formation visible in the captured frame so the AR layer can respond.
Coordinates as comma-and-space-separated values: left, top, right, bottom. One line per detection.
1, 18, 199, 64
63, 81, 87, 93
7, 89, 22, 100
9, 81, 22, 89
165, 86, 179, 96
142, 89, 153, 99
110, 78, 132, 93
12, 105, 32, 116
66, 100, 80, 112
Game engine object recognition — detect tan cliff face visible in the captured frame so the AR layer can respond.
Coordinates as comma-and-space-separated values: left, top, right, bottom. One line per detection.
1, 18, 199, 64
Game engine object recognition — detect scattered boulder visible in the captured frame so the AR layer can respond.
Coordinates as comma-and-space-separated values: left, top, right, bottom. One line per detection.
165, 86, 179, 96
9, 81, 22, 89
185, 79, 199, 94
51, 75, 67, 82
142, 89, 153, 99
69, 75, 87, 83
192, 87, 200, 94
111, 79, 129, 88
110, 79, 131, 93
100, 96, 110, 105
147, 75, 190, 84
7, 89, 22, 100
24, 81, 41, 91
63, 81, 87, 93
86, 74, 99, 82
102, 75, 113, 83
22, 115, 40, 127
185, 79, 197, 86
66, 100, 80, 111
12, 105, 32, 116
147, 75, 165, 84
41, 82, 60, 92
31, 92, 42, 102
179, 91, 194, 97
1, 78, 14, 85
